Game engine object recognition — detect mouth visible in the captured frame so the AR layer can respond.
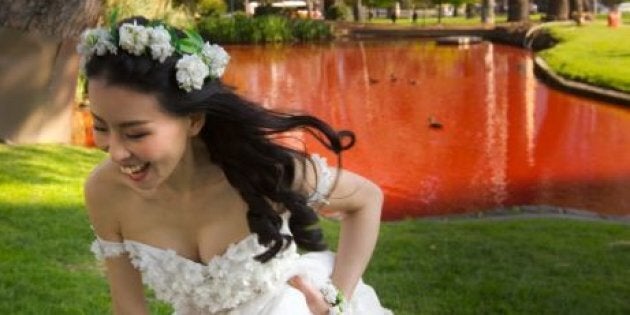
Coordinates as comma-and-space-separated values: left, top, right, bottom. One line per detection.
119, 162, 150, 181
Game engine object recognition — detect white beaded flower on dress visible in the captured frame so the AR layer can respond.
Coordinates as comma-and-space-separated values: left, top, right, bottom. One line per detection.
92, 234, 299, 314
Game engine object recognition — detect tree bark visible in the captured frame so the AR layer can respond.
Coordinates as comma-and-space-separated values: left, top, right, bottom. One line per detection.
0, 0, 101, 144
507, 0, 529, 22
547, 0, 570, 20
481, 0, 495, 24
570, 0, 584, 15
0, 0, 101, 39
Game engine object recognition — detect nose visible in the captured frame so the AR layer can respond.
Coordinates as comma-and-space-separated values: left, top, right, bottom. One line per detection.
106, 135, 132, 163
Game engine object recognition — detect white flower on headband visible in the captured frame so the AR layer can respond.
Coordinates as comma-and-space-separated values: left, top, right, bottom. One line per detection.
77, 20, 230, 92
201, 43, 230, 79
119, 22, 149, 55
148, 25, 174, 63
176, 54, 210, 92
77, 28, 117, 58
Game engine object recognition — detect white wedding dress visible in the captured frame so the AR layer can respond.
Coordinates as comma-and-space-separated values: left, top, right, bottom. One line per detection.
90, 155, 393, 315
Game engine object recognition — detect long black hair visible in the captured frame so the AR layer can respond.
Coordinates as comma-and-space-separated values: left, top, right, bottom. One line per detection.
84, 17, 355, 262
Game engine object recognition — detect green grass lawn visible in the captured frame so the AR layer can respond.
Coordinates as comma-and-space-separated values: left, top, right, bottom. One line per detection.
539, 22, 630, 93
365, 14, 534, 26
1, 144, 629, 314
364, 12, 630, 27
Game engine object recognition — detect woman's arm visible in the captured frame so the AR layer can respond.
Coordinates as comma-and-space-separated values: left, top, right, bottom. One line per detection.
85, 170, 150, 315
319, 168, 383, 299
103, 256, 150, 314
291, 156, 383, 310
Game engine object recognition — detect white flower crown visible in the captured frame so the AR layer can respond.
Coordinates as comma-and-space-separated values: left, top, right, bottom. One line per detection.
77, 21, 230, 93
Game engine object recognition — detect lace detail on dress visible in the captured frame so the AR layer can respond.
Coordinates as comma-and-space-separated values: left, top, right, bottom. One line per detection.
91, 237, 127, 260
90, 232, 300, 314
131, 235, 299, 314
307, 154, 334, 206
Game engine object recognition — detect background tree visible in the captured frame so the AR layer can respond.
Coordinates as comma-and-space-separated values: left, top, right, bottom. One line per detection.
0, 0, 101, 144
600, 0, 623, 10
363, 0, 395, 8
447, 0, 475, 17
507, 0, 529, 22
353, 0, 366, 21
546, 0, 569, 20
432, 0, 445, 23
481, 0, 495, 24
569, 0, 583, 21
0, 0, 101, 38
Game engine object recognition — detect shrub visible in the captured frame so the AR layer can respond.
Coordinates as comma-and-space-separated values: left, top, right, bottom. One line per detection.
257, 16, 293, 42
291, 19, 332, 41
325, 3, 351, 21
198, 15, 332, 44
197, 0, 227, 16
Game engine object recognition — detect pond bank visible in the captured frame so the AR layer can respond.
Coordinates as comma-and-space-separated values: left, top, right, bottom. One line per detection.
334, 22, 630, 106
419, 205, 630, 223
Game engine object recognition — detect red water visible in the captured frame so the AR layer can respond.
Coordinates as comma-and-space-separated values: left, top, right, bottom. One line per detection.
222, 41, 630, 220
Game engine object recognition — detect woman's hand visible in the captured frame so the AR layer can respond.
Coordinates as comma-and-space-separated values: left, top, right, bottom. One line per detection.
288, 275, 330, 315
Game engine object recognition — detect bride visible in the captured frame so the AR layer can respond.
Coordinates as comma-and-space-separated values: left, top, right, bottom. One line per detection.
82, 16, 392, 315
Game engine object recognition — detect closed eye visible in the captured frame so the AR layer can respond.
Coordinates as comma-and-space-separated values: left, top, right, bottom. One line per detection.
126, 133, 149, 140
93, 126, 108, 133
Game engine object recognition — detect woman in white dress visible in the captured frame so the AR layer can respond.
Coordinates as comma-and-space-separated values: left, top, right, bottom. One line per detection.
82, 16, 392, 315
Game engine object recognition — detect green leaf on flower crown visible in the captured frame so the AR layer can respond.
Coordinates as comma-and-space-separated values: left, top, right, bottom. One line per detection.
178, 38, 200, 54
183, 29, 205, 47
107, 7, 120, 27
168, 28, 180, 46
109, 27, 119, 45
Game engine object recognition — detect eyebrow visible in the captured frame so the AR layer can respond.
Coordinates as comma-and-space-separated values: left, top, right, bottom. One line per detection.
91, 112, 151, 128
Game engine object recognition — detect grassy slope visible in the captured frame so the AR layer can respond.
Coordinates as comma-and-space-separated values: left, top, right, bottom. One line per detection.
539, 22, 630, 93
1, 145, 629, 314
366, 14, 630, 94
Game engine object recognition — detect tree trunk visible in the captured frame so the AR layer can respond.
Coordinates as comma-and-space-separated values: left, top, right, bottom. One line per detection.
571, 0, 584, 12
354, 0, 365, 22
481, 0, 495, 24
581, 0, 593, 12
507, 0, 530, 22
570, 0, 584, 16
0, 0, 101, 144
547, 0, 569, 20
324, 0, 335, 17
0, 0, 101, 39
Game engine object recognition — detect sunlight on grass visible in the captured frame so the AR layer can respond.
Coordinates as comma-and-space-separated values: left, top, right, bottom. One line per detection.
539, 22, 630, 92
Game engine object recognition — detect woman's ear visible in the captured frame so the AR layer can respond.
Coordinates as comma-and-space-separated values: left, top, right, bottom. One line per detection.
188, 112, 205, 136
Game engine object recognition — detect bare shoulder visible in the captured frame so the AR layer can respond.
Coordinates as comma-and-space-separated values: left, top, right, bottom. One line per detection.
292, 154, 382, 213
290, 154, 321, 194
84, 159, 128, 241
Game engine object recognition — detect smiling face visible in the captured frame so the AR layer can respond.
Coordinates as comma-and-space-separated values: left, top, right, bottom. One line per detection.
88, 79, 200, 191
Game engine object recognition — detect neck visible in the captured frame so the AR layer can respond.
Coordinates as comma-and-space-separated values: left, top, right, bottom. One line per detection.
141, 137, 225, 199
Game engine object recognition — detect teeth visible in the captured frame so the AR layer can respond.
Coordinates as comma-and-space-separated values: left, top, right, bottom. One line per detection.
120, 163, 148, 175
